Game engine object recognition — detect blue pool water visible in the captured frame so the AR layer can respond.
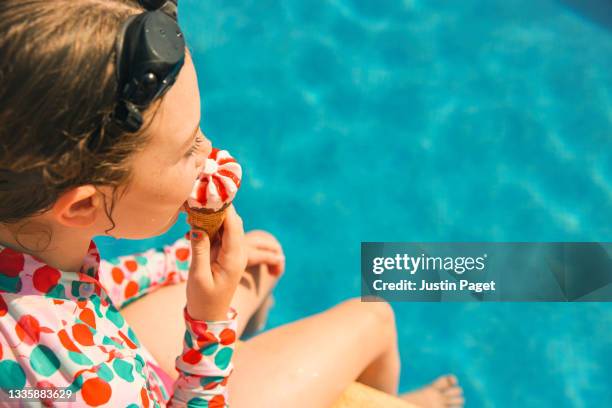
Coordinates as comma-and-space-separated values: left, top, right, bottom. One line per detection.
95, 0, 612, 406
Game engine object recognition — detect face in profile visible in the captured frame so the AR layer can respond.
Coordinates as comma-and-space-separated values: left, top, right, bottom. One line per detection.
98, 53, 212, 239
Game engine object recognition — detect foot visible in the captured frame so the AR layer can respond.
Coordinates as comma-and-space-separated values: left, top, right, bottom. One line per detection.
400, 375, 464, 408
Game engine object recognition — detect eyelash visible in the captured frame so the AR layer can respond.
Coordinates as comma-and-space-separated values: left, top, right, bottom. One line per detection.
187, 135, 203, 156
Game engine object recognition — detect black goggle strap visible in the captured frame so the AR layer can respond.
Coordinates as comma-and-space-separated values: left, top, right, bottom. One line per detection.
140, 0, 178, 15
113, 0, 183, 132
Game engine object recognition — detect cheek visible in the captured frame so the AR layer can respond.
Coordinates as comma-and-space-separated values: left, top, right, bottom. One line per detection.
113, 165, 195, 230
151, 164, 196, 205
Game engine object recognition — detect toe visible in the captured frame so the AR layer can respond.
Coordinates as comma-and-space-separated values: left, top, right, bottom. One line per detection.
443, 386, 463, 397
446, 395, 465, 407
433, 374, 458, 391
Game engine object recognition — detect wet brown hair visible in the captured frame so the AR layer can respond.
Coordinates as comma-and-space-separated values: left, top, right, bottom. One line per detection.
0, 0, 163, 248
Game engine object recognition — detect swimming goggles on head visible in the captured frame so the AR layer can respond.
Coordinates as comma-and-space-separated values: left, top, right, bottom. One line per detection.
112, 0, 186, 132
0, 0, 186, 190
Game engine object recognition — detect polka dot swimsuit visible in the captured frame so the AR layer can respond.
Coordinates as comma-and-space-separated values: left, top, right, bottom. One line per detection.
0, 238, 236, 407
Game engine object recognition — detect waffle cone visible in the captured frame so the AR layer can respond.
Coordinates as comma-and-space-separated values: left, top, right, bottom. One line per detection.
185, 203, 230, 237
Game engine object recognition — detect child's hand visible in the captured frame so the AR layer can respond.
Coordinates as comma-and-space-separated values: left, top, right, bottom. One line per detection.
186, 204, 247, 321
245, 230, 285, 277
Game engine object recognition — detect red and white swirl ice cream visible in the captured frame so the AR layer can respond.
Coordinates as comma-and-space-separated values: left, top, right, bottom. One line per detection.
184, 148, 242, 235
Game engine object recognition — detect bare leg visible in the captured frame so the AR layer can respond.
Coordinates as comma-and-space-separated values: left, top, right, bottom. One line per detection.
124, 279, 462, 408
125, 278, 401, 407
228, 298, 400, 407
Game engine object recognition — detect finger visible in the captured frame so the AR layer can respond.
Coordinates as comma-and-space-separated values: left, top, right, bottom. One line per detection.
247, 248, 285, 267
269, 260, 285, 277
248, 231, 282, 252
188, 228, 212, 285
251, 240, 282, 254
219, 205, 245, 257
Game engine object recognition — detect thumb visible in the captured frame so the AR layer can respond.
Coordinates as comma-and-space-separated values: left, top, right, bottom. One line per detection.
188, 229, 211, 280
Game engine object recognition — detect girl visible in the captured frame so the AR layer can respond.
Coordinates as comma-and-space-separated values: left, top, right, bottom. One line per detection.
0, 1, 463, 407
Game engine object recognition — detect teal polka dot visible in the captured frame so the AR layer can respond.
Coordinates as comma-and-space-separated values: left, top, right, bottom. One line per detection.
68, 351, 93, 366
133, 354, 146, 378
45, 283, 67, 299
214, 347, 233, 370
107, 257, 121, 266
90, 296, 104, 317
136, 256, 148, 266
126, 404, 140, 408
30, 345, 60, 376
184, 331, 193, 348
0, 360, 26, 391
68, 373, 85, 393
113, 359, 134, 382
97, 363, 114, 382
138, 275, 151, 291
187, 397, 209, 408
0, 274, 22, 293
106, 306, 125, 328
127, 327, 140, 347
102, 336, 123, 348
200, 376, 224, 387
71, 281, 81, 298
177, 260, 189, 271
202, 342, 218, 356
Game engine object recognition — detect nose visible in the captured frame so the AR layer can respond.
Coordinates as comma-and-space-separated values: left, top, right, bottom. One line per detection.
195, 135, 213, 169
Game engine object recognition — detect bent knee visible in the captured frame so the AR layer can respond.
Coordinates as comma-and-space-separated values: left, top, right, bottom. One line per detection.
340, 298, 396, 331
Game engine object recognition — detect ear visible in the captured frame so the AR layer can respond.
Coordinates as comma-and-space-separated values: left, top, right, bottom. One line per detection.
51, 185, 103, 228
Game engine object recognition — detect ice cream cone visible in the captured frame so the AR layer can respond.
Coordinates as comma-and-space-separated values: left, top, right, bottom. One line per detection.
185, 202, 230, 238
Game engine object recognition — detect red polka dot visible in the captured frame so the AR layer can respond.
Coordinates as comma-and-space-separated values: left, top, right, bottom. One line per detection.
219, 328, 236, 345
111, 267, 124, 284
203, 380, 220, 390
176, 247, 190, 262
124, 260, 138, 272
182, 349, 202, 365
80, 308, 96, 329
124, 281, 139, 299
15, 315, 41, 345
194, 331, 217, 348
81, 378, 111, 406
118, 330, 137, 349
33, 265, 61, 293
0, 341, 3, 359
53, 299, 64, 305
72, 324, 94, 346
0, 247, 24, 277
58, 329, 81, 353
76, 300, 88, 309
0, 295, 7, 317
166, 271, 178, 283
140, 387, 149, 408
190, 322, 209, 338
221, 375, 230, 386
210, 395, 226, 408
